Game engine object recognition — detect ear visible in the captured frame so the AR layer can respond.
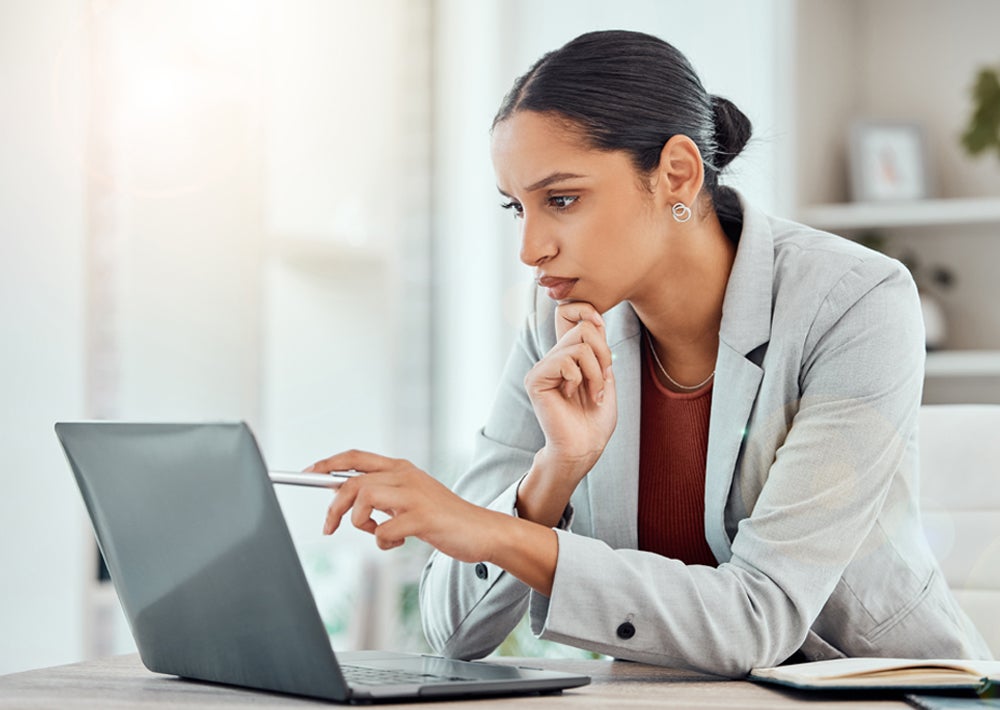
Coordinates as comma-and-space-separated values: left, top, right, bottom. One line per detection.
652, 134, 705, 208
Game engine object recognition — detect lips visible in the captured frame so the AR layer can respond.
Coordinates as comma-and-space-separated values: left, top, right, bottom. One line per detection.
536, 275, 578, 301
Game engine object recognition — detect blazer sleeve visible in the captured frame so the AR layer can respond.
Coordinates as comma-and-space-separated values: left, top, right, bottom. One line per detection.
526, 258, 926, 677
418, 288, 563, 659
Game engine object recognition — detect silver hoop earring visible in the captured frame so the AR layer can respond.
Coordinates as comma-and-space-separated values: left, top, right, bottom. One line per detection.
672, 202, 692, 223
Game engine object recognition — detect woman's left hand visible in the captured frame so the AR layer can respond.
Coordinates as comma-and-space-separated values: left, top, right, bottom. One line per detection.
308, 450, 496, 562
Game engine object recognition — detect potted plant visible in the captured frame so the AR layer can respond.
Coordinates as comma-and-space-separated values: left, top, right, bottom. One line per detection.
961, 64, 1000, 161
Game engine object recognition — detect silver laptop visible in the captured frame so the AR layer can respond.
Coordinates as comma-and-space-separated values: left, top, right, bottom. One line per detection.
55, 421, 590, 703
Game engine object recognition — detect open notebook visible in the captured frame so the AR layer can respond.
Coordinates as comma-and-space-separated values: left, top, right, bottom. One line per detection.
749, 657, 1000, 693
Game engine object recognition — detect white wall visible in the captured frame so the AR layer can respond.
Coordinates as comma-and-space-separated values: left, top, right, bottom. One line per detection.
501, 0, 789, 214
430, 0, 514, 479
0, 1, 88, 675
0, 0, 431, 673
260, 0, 432, 651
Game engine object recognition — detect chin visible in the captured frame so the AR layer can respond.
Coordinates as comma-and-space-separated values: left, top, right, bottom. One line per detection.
560, 296, 616, 317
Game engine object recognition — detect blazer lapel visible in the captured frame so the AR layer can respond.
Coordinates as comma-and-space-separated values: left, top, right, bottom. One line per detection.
586, 303, 642, 551
704, 196, 774, 562
705, 344, 763, 561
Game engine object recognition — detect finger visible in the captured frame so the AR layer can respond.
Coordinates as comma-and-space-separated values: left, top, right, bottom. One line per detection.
557, 358, 584, 400
555, 301, 604, 340
350, 484, 386, 531
549, 344, 604, 403
565, 342, 606, 404
323, 479, 361, 535
308, 449, 395, 475
356, 517, 379, 536
602, 361, 616, 402
552, 320, 613, 377
372, 515, 418, 550
350, 482, 410, 532
375, 535, 405, 551
528, 349, 582, 396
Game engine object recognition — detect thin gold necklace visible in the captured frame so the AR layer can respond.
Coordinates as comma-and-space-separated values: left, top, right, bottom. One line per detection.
644, 328, 715, 392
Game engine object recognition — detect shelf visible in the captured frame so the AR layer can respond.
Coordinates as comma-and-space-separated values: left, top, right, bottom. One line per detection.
925, 350, 1000, 378
798, 197, 1000, 231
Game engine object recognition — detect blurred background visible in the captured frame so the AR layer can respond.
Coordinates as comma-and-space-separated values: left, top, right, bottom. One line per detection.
2, 0, 999, 675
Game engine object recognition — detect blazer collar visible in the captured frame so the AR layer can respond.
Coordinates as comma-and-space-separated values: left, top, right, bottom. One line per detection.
704, 193, 774, 560
583, 299, 642, 551
719, 193, 774, 357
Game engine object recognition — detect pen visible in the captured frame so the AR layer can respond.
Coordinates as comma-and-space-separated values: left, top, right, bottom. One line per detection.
268, 470, 362, 489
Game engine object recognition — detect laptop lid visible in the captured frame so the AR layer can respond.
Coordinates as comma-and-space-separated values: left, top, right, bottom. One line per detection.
56, 421, 352, 701
55, 421, 590, 703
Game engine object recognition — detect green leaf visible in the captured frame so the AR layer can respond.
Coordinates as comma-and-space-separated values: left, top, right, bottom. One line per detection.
961, 65, 1000, 160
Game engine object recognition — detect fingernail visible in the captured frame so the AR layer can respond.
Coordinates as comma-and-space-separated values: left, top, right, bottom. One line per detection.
605, 366, 613, 379
322, 522, 331, 535
596, 389, 605, 405
303, 464, 315, 473
592, 313, 604, 327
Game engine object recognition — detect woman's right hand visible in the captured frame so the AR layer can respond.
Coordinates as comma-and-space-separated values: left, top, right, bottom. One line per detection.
523, 301, 617, 490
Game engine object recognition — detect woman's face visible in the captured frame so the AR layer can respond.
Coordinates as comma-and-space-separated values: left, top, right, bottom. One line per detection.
491, 110, 672, 314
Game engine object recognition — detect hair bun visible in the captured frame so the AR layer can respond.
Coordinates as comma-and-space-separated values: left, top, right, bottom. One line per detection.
711, 95, 752, 170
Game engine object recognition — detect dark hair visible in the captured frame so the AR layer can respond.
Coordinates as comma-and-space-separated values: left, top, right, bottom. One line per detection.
493, 30, 751, 221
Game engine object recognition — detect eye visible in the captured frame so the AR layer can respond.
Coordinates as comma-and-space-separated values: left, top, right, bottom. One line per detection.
500, 200, 524, 218
548, 195, 578, 210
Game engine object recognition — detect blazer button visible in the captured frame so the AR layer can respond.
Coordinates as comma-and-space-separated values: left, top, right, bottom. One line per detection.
616, 621, 636, 640
474, 563, 489, 580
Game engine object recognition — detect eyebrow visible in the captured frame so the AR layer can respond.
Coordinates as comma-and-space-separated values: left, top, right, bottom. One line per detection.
497, 171, 587, 197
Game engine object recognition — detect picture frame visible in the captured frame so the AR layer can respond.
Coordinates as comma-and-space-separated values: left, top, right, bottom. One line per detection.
848, 121, 931, 202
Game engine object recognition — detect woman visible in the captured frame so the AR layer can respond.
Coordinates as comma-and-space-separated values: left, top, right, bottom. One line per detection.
310, 30, 991, 675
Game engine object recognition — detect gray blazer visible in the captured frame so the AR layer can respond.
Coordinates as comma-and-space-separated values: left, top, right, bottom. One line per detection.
419, 196, 992, 676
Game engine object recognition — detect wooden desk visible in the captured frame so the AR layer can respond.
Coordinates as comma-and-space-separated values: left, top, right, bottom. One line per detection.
0, 654, 915, 708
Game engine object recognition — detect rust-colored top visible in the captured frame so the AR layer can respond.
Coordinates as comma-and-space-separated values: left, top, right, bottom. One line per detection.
637, 340, 717, 566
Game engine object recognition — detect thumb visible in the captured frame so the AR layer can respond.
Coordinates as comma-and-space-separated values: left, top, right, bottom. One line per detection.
601, 365, 616, 400
554, 301, 603, 340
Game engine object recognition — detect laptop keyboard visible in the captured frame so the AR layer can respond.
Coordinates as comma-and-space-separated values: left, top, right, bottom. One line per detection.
340, 664, 475, 686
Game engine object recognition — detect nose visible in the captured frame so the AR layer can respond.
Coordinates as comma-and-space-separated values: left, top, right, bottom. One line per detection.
518, 214, 557, 267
